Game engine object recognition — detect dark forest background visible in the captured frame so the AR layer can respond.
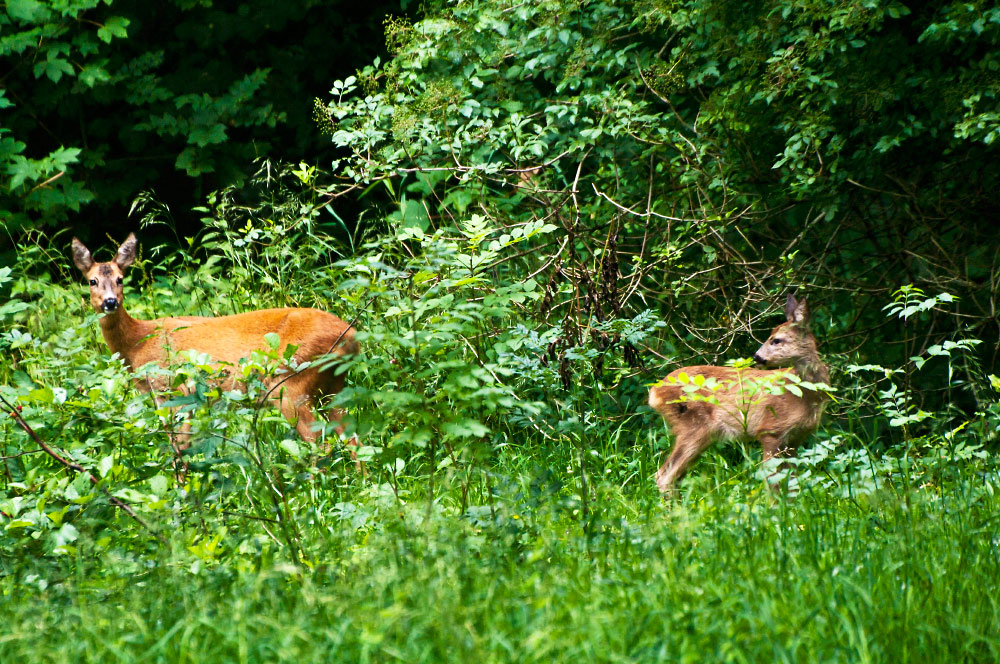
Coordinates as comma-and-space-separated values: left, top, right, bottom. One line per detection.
1, 0, 411, 245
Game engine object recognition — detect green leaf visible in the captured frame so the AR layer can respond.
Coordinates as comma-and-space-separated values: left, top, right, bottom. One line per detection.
149, 474, 169, 496
28, 387, 54, 404
50, 146, 81, 171
53, 523, 79, 549
279, 438, 302, 458
97, 16, 130, 44
175, 147, 214, 176
34, 52, 75, 83
188, 123, 228, 147
78, 64, 112, 88
0, 300, 30, 318
392, 426, 433, 448
442, 419, 490, 438
6, 0, 50, 22
98, 455, 114, 478
6, 156, 40, 190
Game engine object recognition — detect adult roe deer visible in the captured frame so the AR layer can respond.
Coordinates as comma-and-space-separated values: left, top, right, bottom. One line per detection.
72, 233, 359, 448
648, 294, 830, 494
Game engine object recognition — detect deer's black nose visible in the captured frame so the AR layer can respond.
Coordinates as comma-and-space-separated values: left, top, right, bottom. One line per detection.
102, 298, 119, 312
753, 353, 764, 365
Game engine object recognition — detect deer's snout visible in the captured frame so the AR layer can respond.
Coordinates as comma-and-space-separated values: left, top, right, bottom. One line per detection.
102, 297, 119, 312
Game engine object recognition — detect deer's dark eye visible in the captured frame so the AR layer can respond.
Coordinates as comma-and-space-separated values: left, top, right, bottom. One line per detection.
89, 279, 98, 286
771, 338, 783, 345
116, 277, 123, 285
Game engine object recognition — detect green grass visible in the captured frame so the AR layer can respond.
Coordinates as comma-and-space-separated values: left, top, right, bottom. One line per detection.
1, 462, 997, 663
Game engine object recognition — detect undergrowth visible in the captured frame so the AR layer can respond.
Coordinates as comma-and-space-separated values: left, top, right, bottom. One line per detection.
1, 207, 998, 662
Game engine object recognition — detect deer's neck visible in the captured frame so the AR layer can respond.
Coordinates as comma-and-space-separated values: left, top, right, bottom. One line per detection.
795, 355, 830, 389
98, 307, 155, 368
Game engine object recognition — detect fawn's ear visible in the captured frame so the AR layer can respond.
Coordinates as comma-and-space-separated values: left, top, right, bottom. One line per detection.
115, 233, 138, 270
71, 238, 94, 273
785, 292, 811, 325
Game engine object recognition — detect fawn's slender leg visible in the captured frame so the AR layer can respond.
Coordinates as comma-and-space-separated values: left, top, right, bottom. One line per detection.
655, 429, 714, 494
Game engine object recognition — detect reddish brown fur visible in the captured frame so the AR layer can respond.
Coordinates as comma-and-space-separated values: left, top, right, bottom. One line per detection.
72, 234, 359, 447
648, 294, 830, 494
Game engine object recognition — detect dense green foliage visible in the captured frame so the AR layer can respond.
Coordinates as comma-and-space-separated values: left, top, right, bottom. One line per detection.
324, 0, 1000, 375
1, 0, 397, 237
2, 0, 999, 660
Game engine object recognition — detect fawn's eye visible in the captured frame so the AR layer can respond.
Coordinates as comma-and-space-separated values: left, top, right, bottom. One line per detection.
89, 279, 98, 286
116, 277, 123, 285
771, 338, 783, 345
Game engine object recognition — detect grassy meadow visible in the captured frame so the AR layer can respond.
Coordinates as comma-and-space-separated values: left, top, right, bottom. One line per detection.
1, 456, 997, 662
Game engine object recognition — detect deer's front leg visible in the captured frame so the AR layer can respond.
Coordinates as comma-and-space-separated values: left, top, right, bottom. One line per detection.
656, 429, 714, 495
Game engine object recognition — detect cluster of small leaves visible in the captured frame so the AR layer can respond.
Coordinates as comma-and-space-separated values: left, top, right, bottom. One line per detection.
843, 286, 990, 442
883, 284, 958, 321
134, 68, 284, 177
327, 1, 653, 178
0, 313, 164, 561
0, 238, 362, 568
133, 161, 361, 314
777, 432, 993, 500
668, 367, 829, 399
323, 1, 733, 393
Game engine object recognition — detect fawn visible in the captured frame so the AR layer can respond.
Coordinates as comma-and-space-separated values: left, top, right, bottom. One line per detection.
648, 294, 830, 493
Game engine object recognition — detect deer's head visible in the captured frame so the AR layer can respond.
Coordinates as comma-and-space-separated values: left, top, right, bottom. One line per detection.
753, 293, 817, 368
71, 234, 137, 314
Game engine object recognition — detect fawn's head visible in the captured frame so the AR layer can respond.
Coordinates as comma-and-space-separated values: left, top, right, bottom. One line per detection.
71, 234, 138, 314
753, 293, 817, 368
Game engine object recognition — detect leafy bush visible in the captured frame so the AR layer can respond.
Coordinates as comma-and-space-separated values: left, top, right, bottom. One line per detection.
321, 0, 1000, 386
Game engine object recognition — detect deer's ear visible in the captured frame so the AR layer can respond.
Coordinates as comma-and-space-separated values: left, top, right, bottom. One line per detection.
71, 238, 94, 273
115, 233, 138, 270
786, 293, 810, 325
